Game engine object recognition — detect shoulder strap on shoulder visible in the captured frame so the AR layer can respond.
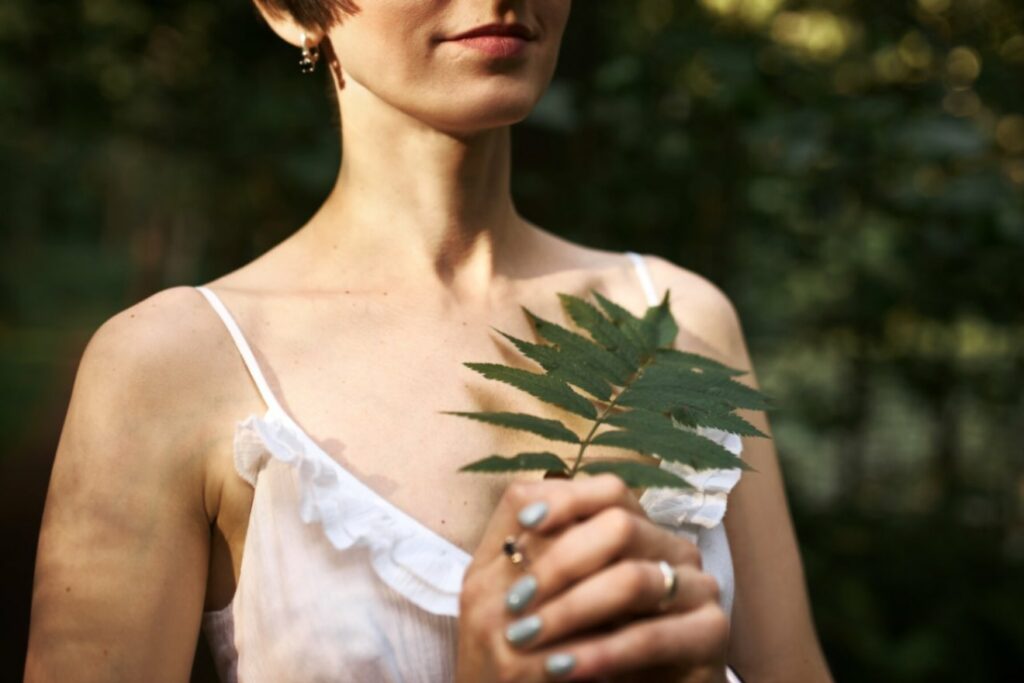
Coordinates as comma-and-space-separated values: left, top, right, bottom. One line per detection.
194, 286, 284, 414
624, 251, 659, 307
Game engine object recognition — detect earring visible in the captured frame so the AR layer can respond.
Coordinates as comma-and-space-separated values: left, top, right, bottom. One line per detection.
299, 32, 320, 74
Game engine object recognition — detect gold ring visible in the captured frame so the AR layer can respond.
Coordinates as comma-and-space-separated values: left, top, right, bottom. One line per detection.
656, 560, 678, 611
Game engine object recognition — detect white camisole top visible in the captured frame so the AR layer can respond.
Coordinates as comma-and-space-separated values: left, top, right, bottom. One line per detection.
196, 251, 745, 682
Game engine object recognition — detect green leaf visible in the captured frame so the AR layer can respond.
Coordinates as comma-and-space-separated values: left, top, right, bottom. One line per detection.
464, 362, 597, 419
454, 289, 772, 485
593, 427, 749, 471
558, 293, 642, 367
654, 348, 747, 378
522, 308, 636, 385
615, 372, 725, 413
441, 411, 581, 443
617, 364, 773, 413
459, 452, 569, 474
598, 409, 751, 470
579, 460, 693, 489
670, 406, 768, 438
591, 290, 652, 355
495, 330, 614, 400
641, 290, 679, 348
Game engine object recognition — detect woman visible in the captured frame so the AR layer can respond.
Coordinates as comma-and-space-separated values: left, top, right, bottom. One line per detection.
25, 1, 833, 681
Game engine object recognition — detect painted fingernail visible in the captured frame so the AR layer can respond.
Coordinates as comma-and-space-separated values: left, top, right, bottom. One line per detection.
505, 614, 542, 646
505, 574, 538, 613
518, 501, 548, 528
545, 653, 576, 677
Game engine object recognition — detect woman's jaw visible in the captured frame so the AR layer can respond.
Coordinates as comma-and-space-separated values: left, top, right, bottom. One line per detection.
325, 1, 571, 135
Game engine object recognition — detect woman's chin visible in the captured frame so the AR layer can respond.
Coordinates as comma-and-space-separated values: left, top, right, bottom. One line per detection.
428, 92, 545, 133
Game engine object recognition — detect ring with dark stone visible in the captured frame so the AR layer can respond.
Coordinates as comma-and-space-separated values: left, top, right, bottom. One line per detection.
502, 535, 527, 566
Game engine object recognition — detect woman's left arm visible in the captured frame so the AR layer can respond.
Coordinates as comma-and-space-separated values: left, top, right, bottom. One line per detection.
723, 331, 833, 680
650, 257, 834, 683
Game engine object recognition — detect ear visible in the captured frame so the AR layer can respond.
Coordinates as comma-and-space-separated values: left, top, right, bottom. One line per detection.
320, 37, 346, 87
251, 1, 323, 47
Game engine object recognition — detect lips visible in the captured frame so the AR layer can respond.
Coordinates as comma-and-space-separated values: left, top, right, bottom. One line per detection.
446, 22, 535, 42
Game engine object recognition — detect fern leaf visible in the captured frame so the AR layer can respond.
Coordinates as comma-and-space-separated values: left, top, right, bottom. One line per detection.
593, 428, 749, 471
558, 293, 642, 366
454, 289, 774, 484
641, 291, 679, 348
459, 452, 569, 475
463, 362, 597, 419
495, 330, 613, 400
579, 460, 693, 489
670, 406, 768, 438
598, 409, 751, 470
441, 411, 581, 443
523, 308, 636, 385
618, 364, 773, 412
654, 348, 747, 378
591, 289, 652, 354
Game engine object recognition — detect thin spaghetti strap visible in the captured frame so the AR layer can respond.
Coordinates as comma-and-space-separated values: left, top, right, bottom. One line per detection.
194, 285, 285, 415
624, 251, 659, 307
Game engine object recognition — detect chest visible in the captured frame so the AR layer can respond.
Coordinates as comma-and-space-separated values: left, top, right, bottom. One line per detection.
204, 278, 655, 609
251, 299, 592, 548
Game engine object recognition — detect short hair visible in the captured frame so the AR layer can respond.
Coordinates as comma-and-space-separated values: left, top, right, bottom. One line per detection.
255, 0, 361, 31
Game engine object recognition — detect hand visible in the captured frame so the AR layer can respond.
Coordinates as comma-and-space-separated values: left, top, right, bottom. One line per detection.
455, 474, 730, 683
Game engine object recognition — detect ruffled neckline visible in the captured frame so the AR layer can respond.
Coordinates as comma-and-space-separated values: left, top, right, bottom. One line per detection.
222, 407, 744, 618
232, 406, 472, 617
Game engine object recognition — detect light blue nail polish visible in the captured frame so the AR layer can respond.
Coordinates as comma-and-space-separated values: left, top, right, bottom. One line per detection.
545, 653, 576, 677
505, 614, 542, 645
518, 501, 548, 528
505, 574, 538, 613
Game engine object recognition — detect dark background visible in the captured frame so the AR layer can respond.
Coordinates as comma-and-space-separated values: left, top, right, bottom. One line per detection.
3, 0, 1023, 680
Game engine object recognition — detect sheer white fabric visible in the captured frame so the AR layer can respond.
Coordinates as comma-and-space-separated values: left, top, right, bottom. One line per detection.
197, 252, 745, 682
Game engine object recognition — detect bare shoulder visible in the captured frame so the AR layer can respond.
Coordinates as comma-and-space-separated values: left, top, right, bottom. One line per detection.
84, 285, 220, 384
50, 285, 239, 537
25, 286, 240, 681
640, 254, 750, 371
521, 227, 749, 370
62, 284, 254, 526
80, 285, 248, 425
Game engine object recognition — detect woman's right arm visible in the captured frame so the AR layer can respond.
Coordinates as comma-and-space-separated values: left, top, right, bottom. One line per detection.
25, 289, 215, 683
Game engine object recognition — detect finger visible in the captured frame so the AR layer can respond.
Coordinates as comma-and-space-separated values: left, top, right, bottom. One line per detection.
482, 522, 556, 580
511, 473, 648, 536
476, 474, 647, 578
525, 603, 730, 681
501, 506, 701, 614
505, 562, 719, 651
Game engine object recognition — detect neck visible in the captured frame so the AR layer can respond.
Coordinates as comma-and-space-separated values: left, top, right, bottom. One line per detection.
298, 76, 532, 304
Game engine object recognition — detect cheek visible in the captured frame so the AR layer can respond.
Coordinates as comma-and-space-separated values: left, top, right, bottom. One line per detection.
339, 1, 438, 86
543, 0, 573, 38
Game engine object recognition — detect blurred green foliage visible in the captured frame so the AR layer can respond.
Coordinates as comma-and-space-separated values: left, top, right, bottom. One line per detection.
2, 0, 1023, 680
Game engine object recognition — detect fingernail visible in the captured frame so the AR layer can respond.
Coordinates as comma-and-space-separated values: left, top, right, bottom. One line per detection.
545, 653, 576, 677
505, 614, 542, 646
518, 501, 548, 528
505, 574, 538, 614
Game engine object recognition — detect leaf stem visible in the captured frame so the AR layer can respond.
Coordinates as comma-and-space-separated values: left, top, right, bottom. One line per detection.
568, 356, 653, 477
